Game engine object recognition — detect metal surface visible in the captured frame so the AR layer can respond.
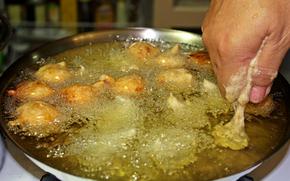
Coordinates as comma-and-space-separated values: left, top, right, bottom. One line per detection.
0, 28, 289, 180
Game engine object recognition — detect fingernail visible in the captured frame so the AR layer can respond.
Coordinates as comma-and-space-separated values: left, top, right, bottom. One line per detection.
250, 86, 267, 103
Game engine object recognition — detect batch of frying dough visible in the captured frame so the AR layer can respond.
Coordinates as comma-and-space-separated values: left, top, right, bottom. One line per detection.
7, 41, 275, 150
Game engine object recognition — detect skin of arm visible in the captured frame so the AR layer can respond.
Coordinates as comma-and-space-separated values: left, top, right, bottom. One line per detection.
202, 0, 290, 103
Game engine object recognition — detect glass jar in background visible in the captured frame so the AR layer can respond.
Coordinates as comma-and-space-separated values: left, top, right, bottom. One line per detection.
47, 0, 60, 26
94, 0, 115, 29
77, 0, 94, 32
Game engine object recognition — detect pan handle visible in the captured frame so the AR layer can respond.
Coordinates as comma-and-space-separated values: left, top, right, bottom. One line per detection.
0, 12, 13, 50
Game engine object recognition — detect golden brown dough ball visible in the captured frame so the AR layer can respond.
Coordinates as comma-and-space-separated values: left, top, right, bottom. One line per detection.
128, 42, 160, 61
156, 68, 196, 92
155, 44, 186, 68
98, 74, 115, 87
187, 51, 211, 65
8, 101, 61, 137
35, 62, 72, 84
187, 51, 213, 71
61, 74, 116, 105
60, 84, 97, 105
113, 74, 145, 95
245, 96, 276, 117
7, 81, 54, 100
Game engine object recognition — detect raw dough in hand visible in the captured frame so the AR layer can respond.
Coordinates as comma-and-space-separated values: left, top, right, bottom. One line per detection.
212, 105, 248, 150
211, 38, 268, 150
212, 66, 253, 150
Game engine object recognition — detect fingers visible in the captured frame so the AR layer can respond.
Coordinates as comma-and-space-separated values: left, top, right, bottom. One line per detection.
202, 20, 266, 100
201, 0, 290, 104
249, 85, 270, 103
203, 33, 261, 100
249, 35, 289, 103
203, 30, 288, 104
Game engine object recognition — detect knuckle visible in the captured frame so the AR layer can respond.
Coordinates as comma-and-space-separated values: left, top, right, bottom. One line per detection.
252, 66, 278, 86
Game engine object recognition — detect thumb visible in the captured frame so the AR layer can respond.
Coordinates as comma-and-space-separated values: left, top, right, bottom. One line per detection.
250, 38, 288, 103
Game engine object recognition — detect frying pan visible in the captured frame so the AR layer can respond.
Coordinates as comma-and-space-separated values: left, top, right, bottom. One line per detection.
0, 27, 289, 181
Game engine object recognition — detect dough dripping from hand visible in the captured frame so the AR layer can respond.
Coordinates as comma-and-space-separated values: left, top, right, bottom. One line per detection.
212, 38, 269, 150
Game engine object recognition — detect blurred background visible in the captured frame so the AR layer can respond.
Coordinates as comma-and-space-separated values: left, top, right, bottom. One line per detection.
0, 0, 210, 72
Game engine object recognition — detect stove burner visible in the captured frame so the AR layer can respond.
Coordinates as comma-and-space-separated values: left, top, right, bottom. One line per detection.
238, 175, 254, 181
41, 173, 60, 181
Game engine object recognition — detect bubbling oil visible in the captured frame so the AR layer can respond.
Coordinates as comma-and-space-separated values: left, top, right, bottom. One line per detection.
5, 41, 288, 181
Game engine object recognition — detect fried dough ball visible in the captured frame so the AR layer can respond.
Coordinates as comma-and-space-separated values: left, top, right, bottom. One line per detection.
188, 51, 211, 67
91, 74, 116, 92
8, 101, 61, 137
35, 62, 72, 84
99, 74, 115, 86
245, 96, 276, 117
60, 84, 98, 105
156, 68, 196, 92
113, 74, 145, 95
155, 44, 186, 68
187, 51, 212, 69
7, 81, 54, 100
128, 42, 160, 61
60, 74, 117, 105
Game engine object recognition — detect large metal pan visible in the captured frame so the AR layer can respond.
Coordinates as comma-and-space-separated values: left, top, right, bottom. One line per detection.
0, 28, 290, 181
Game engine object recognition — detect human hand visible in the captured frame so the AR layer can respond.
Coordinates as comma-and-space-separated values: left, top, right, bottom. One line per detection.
202, 0, 290, 103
